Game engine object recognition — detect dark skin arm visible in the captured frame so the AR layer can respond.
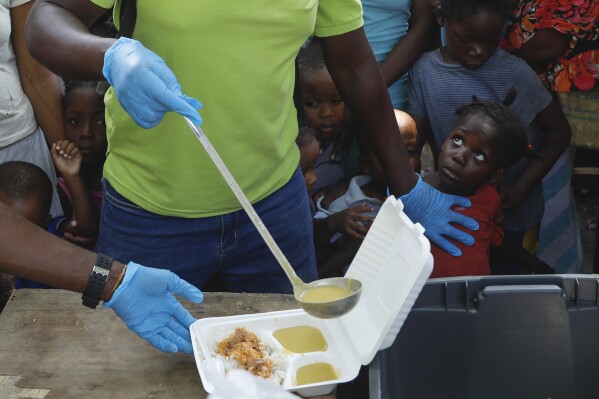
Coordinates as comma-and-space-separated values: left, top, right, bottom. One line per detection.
25, 0, 113, 80
11, 2, 64, 145
379, 0, 437, 87
320, 28, 418, 196
511, 29, 570, 70
0, 201, 123, 302
500, 99, 572, 209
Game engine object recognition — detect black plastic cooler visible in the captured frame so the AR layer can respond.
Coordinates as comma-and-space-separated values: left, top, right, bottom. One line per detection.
369, 275, 599, 399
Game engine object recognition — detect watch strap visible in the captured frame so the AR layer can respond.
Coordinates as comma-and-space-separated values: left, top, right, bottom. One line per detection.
82, 254, 114, 309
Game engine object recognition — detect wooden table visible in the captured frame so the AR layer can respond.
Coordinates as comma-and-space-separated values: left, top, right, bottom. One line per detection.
0, 289, 336, 399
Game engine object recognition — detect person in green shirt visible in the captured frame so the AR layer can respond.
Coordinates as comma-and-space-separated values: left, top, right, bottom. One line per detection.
25, 0, 479, 294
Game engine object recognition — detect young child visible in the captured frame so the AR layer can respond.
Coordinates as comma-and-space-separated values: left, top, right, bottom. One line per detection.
313, 110, 421, 277
51, 80, 107, 248
407, 0, 571, 273
424, 90, 553, 277
298, 44, 353, 194
0, 161, 54, 291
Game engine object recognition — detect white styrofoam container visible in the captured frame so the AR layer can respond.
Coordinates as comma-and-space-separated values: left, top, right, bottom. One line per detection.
190, 196, 434, 396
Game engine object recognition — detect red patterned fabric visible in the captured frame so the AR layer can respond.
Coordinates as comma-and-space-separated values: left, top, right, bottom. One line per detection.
500, 0, 599, 92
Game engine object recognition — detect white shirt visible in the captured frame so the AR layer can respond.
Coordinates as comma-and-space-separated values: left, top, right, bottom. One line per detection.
0, 0, 37, 147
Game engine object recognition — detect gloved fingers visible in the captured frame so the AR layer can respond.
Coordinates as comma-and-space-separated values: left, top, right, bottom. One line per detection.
147, 79, 203, 125
181, 95, 202, 111
165, 297, 198, 330
168, 274, 205, 304
163, 317, 194, 354
447, 210, 479, 231
441, 223, 475, 247
146, 333, 179, 353
126, 105, 164, 129
428, 233, 462, 257
446, 193, 472, 209
167, 316, 192, 341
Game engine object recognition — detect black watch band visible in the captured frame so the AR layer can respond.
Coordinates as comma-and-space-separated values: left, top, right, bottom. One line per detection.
82, 254, 114, 309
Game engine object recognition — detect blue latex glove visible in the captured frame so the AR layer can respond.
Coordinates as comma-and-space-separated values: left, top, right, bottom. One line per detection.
104, 262, 204, 354
102, 37, 202, 128
398, 175, 479, 257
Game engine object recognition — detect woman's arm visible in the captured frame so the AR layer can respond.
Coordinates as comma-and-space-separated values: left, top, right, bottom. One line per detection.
379, 0, 437, 87
0, 201, 121, 300
500, 100, 572, 208
11, 2, 64, 144
25, 0, 114, 80
320, 28, 418, 195
0, 201, 204, 353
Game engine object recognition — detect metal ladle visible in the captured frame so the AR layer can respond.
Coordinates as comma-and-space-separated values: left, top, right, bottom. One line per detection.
184, 117, 362, 318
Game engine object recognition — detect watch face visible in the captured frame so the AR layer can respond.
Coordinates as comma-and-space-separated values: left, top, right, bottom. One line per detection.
93, 265, 110, 277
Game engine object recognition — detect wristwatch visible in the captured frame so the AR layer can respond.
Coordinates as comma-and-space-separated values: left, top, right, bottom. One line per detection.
82, 253, 114, 309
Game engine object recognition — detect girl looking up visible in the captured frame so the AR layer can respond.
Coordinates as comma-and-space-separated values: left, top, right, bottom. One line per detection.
425, 89, 553, 277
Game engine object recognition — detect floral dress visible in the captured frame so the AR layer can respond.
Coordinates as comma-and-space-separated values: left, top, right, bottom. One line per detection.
502, 0, 599, 92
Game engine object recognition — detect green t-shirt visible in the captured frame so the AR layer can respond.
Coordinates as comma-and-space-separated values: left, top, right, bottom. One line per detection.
93, 0, 363, 217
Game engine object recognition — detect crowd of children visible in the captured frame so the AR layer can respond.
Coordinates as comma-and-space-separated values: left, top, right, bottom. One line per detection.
295, 0, 586, 280
2, 0, 596, 306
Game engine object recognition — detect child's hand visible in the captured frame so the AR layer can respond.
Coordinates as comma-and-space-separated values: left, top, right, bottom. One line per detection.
51, 140, 82, 177
313, 180, 350, 209
499, 185, 528, 209
328, 203, 374, 239
61, 219, 98, 249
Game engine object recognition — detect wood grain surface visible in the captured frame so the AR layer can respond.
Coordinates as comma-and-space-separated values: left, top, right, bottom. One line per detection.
0, 289, 336, 399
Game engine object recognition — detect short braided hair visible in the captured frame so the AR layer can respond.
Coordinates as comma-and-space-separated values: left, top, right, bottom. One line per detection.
455, 87, 541, 168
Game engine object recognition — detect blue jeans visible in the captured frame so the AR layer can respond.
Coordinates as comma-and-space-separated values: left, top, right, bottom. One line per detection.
96, 168, 317, 294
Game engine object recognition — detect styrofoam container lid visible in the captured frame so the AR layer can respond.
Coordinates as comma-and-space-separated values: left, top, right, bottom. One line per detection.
339, 196, 433, 363
190, 196, 433, 396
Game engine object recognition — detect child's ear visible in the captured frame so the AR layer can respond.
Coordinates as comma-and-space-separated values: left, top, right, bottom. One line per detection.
488, 168, 505, 186
435, 7, 445, 27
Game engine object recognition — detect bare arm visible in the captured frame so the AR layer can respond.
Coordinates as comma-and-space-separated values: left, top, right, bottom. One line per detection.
0, 201, 123, 301
11, 2, 64, 144
501, 100, 572, 208
51, 141, 99, 238
25, 0, 114, 80
320, 28, 418, 195
511, 29, 569, 70
379, 0, 437, 87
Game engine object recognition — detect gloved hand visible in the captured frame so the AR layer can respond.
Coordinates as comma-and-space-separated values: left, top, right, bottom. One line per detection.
102, 37, 202, 128
398, 175, 479, 256
104, 262, 204, 354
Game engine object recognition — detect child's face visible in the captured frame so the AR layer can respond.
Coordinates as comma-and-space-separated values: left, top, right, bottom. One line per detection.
299, 139, 320, 195
0, 194, 49, 228
440, 10, 505, 69
64, 87, 107, 166
437, 113, 504, 196
301, 68, 345, 142
399, 124, 421, 173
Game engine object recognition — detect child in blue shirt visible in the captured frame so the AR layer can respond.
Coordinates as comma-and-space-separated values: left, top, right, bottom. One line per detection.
407, 0, 571, 273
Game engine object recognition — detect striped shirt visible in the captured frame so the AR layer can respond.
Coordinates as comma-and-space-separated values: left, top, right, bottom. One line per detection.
407, 48, 553, 231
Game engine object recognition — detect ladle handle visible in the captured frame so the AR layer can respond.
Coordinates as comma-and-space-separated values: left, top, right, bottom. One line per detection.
183, 117, 306, 291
